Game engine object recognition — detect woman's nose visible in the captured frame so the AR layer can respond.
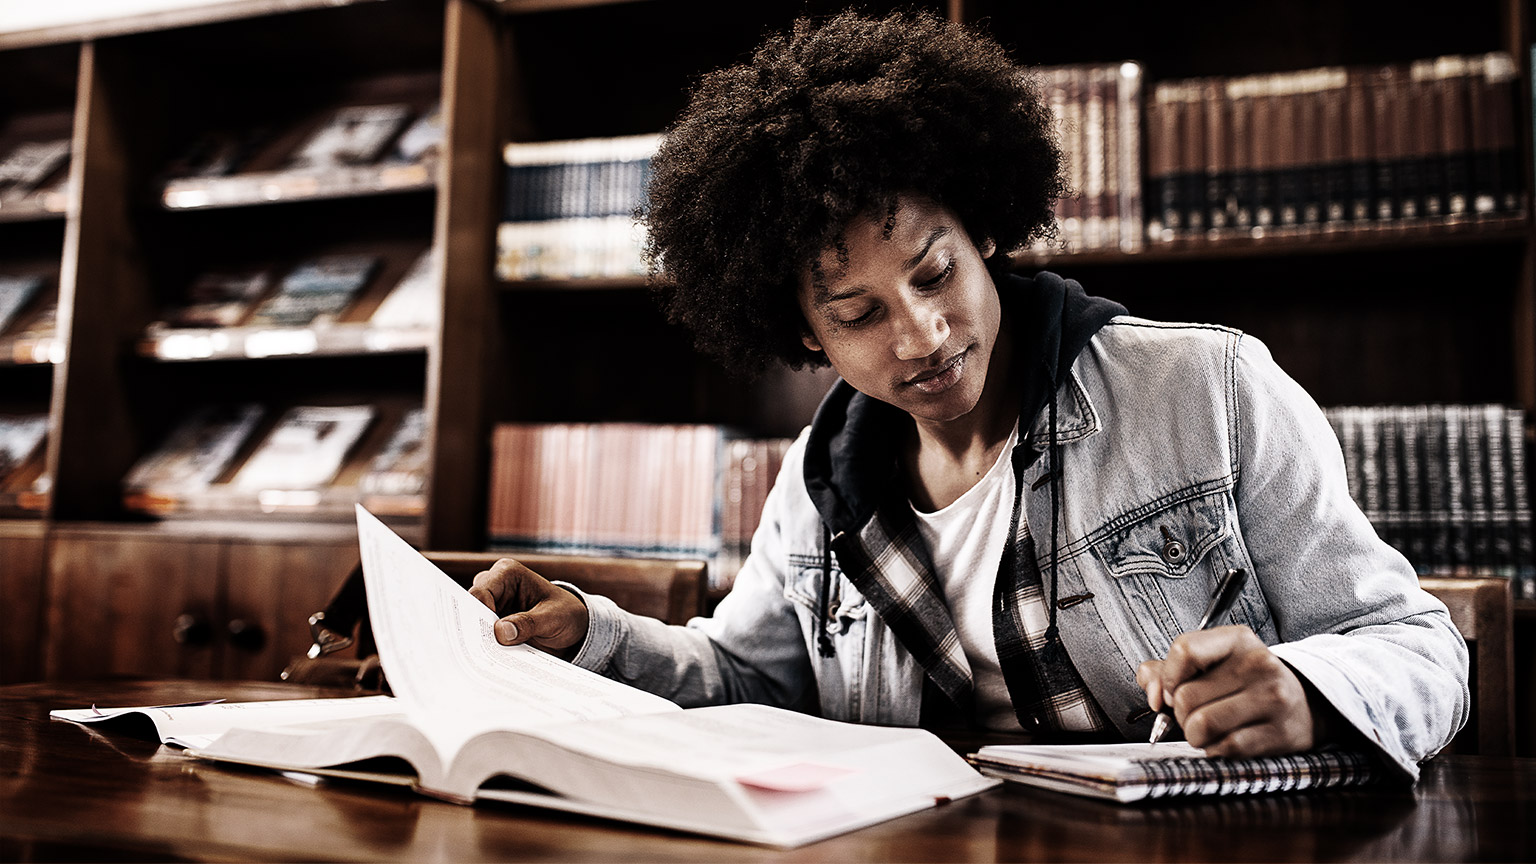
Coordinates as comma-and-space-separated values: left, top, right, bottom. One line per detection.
891, 296, 948, 360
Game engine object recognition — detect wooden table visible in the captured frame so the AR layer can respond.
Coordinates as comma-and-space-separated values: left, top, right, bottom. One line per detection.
3, 679, 1533, 862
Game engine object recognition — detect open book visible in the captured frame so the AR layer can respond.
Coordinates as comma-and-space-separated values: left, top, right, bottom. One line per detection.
969, 741, 1379, 803
54, 507, 995, 847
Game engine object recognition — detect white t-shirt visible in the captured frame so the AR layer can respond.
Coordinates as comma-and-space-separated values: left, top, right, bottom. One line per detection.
910, 423, 1023, 732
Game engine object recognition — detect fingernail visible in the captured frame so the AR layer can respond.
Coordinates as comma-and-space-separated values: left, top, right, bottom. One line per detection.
494, 620, 518, 643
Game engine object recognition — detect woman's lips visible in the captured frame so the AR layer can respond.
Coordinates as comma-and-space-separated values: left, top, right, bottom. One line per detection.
906, 349, 966, 394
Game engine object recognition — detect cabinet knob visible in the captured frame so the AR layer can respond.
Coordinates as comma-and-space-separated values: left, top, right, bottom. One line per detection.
227, 618, 267, 653
172, 613, 211, 646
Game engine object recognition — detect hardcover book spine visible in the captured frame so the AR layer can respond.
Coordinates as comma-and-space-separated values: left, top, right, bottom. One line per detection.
1506, 410, 1535, 598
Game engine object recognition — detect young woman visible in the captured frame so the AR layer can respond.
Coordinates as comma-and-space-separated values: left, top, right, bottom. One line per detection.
470, 10, 1467, 780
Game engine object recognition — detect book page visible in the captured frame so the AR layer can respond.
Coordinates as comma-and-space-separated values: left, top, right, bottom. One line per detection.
976, 741, 1205, 772
51, 695, 403, 750
355, 505, 680, 729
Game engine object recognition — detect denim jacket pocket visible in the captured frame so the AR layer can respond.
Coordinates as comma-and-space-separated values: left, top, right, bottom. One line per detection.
785, 559, 868, 633
1089, 491, 1268, 646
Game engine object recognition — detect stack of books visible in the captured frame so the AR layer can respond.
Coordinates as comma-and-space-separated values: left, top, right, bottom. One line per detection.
1147, 52, 1522, 244
1323, 403, 1534, 597
495, 133, 661, 280
1029, 62, 1145, 256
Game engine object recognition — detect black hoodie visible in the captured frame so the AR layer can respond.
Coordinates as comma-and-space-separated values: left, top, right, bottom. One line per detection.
800, 270, 1126, 662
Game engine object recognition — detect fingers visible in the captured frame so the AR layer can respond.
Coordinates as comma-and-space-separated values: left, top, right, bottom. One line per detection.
466, 558, 591, 659
469, 558, 541, 614
1156, 629, 1316, 756
1136, 660, 1166, 712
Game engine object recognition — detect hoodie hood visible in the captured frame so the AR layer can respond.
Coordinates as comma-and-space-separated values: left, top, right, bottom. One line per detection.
803, 270, 1126, 533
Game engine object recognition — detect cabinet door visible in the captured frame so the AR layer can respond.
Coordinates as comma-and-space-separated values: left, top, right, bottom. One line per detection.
220, 540, 359, 682
1, 523, 48, 684
45, 531, 222, 680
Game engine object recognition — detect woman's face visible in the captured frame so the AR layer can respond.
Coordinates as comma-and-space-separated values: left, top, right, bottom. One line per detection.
796, 195, 1002, 425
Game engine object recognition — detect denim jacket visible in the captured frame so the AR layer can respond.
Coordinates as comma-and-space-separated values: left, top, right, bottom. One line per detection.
570, 315, 1470, 780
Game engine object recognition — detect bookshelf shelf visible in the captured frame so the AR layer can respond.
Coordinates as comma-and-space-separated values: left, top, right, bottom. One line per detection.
497, 275, 648, 291
1015, 218, 1533, 268
161, 163, 436, 211
0, 196, 67, 223
138, 323, 433, 361
494, 0, 655, 15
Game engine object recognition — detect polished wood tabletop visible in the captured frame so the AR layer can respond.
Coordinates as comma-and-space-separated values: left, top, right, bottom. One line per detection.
2, 679, 1533, 862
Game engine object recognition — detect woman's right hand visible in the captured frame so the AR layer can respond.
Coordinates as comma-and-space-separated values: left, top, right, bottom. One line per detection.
468, 558, 591, 661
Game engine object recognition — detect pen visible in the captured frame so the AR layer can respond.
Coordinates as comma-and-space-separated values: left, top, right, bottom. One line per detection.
1148, 567, 1250, 745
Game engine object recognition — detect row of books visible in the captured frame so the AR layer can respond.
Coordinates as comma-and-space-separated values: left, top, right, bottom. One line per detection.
122, 403, 427, 518
161, 100, 443, 208
149, 249, 437, 333
1323, 404, 1534, 598
495, 134, 660, 280
1030, 62, 1144, 256
488, 423, 793, 591
1148, 52, 1522, 243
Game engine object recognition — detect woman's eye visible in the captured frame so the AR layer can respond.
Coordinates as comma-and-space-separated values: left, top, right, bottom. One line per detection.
918, 258, 955, 289
837, 308, 876, 327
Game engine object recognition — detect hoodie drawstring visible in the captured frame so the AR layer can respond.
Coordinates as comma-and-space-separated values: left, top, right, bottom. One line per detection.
817, 523, 836, 657
1044, 368, 1064, 645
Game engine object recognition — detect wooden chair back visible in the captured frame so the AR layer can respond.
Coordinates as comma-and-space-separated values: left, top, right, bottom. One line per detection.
1419, 576, 1515, 756
423, 551, 707, 626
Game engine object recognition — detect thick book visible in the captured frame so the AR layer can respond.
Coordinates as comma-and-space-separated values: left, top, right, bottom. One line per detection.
123, 403, 265, 498
0, 413, 49, 483
288, 104, 414, 169
55, 508, 996, 848
158, 268, 272, 329
231, 404, 374, 491
247, 254, 378, 328
0, 138, 70, 198
0, 274, 44, 334
970, 741, 1379, 803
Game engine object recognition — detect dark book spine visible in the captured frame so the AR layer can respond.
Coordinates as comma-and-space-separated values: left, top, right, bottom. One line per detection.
1410, 61, 1446, 221
1437, 58, 1473, 221
1424, 405, 1452, 574
1178, 81, 1207, 238
1148, 84, 1182, 242
1202, 79, 1232, 237
1505, 410, 1535, 598
1345, 71, 1375, 226
1318, 69, 1350, 229
1251, 76, 1278, 232
1227, 77, 1256, 234
1272, 76, 1302, 230
1380, 409, 1405, 558
1402, 406, 1430, 574
1369, 66, 1403, 224
1395, 67, 1424, 222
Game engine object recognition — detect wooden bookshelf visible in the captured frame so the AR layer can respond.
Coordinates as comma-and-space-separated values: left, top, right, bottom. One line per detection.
0, 0, 1527, 742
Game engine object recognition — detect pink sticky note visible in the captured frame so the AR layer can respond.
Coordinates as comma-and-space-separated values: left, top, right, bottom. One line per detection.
736, 762, 859, 792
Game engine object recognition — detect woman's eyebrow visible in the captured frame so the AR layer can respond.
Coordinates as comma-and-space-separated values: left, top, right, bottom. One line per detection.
901, 226, 952, 271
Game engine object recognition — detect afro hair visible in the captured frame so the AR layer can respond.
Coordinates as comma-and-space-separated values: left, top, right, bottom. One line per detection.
643, 9, 1065, 375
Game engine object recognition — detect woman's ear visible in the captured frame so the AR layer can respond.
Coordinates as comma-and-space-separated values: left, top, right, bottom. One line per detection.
979, 236, 997, 259
801, 331, 824, 353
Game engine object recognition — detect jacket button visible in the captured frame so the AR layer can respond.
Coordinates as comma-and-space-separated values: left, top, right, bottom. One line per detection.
1159, 525, 1187, 563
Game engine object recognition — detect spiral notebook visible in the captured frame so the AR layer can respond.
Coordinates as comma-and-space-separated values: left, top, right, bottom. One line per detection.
969, 741, 1379, 803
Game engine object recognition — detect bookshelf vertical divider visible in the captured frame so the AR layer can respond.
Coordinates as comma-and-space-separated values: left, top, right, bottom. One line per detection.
51, 40, 152, 522
426, 0, 506, 550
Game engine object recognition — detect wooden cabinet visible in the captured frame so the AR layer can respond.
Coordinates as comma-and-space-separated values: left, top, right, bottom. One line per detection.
43, 525, 354, 682
0, 522, 47, 684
